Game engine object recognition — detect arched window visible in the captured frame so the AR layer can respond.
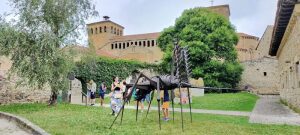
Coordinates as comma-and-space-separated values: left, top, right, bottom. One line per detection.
90, 28, 93, 34
147, 40, 150, 47
104, 26, 107, 32
119, 43, 121, 49
143, 41, 146, 47
99, 27, 102, 33
111, 26, 113, 33
111, 44, 114, 49
152, 40, 155, 46
114, 28, 116, 34
123, 43, 125, 49
115, 43, 117, 49
139, 41, 141, 46
127, 42, 129, 47
135, 41, 137, 45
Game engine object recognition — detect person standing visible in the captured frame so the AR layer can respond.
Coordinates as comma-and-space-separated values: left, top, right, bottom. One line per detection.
90, 80, 97, 106
99, 82, 106, 107
162, 89, 170, 121
86, 80, 92, 104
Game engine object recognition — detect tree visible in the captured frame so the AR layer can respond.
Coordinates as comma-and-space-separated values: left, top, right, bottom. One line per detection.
157, 8, 243, 88
0, 0, 98, 105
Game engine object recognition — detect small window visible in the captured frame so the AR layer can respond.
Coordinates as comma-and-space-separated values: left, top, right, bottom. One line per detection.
143, 41, 146, 47
127, 42, 129, 47
139, 41, 141, 46
90, 28, 93, 34
111, 26, 113, 33
111, 44, 114, 49
99, 27, 102, 33
119, 43, 121, 49
264, 72, 267, 76
114, 28, 116, 34
151, 40, 155, 46
104, 26, 107, 32
120, 30, 123, 35
135, 41, 137, 45
131, 42, 133, 45
117, 29, 119, 35
115, 43, 117, 49
95, 28, 98, 34
147, 40, 150, 47
123, 43, 125, 49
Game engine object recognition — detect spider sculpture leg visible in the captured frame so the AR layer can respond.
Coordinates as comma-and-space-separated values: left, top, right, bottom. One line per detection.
146, 91, 155, 118
187, 87, 192, 123
120, 87, 129, 125
156, 78, 161, 130
178, 86, 184, 132
136, 99, 139, 122
171, 89, 175, 123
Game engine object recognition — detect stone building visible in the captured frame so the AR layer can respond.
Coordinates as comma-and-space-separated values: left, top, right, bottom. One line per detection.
238, 25, 280, 95
269, 0, 300, 109
87, 5, 258, 64
236, 33, 260, 62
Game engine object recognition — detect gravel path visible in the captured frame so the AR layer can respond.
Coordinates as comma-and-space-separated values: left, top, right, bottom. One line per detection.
0, 118, 30, 135
79, 103, 251, 117
249, 95, 300, 126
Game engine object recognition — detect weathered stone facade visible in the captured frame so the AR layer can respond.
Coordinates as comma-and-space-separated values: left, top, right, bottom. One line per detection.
0, 56, 51, 104
0, 76, 51, 105
239, 25, 279, 95
239, 57, 279, 94
270, 1, 300, 110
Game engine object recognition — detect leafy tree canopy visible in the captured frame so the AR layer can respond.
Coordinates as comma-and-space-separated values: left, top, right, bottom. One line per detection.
0, 0, 98, 103
158, 8, 243, 88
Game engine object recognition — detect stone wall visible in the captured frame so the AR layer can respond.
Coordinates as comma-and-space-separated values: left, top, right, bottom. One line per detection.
0, 75, 51, 105
276, 4, 300, 109
239, 57, 279, 95
0, 56, 51, 104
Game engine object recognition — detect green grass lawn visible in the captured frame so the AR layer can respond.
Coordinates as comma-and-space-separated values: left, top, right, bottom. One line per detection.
102, 92, 258, 112
0, 103, 299, 135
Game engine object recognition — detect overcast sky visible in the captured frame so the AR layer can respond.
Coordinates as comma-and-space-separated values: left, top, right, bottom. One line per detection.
0, 0, 278, 45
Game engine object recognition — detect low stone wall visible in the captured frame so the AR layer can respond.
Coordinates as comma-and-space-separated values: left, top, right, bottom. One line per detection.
0, 76, 51, 105
0, 112, 49, 135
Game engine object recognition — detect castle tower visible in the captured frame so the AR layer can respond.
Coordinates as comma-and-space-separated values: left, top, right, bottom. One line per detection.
87, 16, 124, 50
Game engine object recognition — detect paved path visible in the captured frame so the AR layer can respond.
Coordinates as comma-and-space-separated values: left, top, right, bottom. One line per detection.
81, 103, 251, 117
0, 118, 30, 135
249, 95, 300, 126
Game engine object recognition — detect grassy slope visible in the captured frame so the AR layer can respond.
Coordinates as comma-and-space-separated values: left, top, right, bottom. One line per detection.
103, 92, 258, 112
0, 103, 299, 135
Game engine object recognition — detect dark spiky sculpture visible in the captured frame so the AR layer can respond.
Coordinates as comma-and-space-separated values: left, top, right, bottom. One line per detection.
109, 40, 193, 131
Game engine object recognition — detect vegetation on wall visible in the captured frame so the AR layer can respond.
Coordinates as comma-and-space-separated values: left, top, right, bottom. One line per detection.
73, 56, 158, 93
158, 7, 243, 88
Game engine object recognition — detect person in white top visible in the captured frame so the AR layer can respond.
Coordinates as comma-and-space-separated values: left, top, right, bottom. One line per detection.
90, 80, 97, 106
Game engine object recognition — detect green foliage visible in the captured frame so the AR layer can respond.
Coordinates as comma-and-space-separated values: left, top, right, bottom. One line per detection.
73, 56, 158, 92
0, 0, 98, 94
158, 8, 243, 88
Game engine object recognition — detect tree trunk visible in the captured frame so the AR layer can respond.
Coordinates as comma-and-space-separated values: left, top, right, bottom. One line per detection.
48, 91, 58, 106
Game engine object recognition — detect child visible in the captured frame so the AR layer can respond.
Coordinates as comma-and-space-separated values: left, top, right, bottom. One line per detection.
99, 82, 106, 107
162, 89, 170, 121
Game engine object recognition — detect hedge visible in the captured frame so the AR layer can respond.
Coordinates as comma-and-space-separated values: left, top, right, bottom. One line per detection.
73, 56, 158, 93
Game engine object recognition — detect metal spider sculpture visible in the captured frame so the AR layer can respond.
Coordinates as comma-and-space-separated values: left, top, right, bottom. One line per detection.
109, 40, 193, 131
